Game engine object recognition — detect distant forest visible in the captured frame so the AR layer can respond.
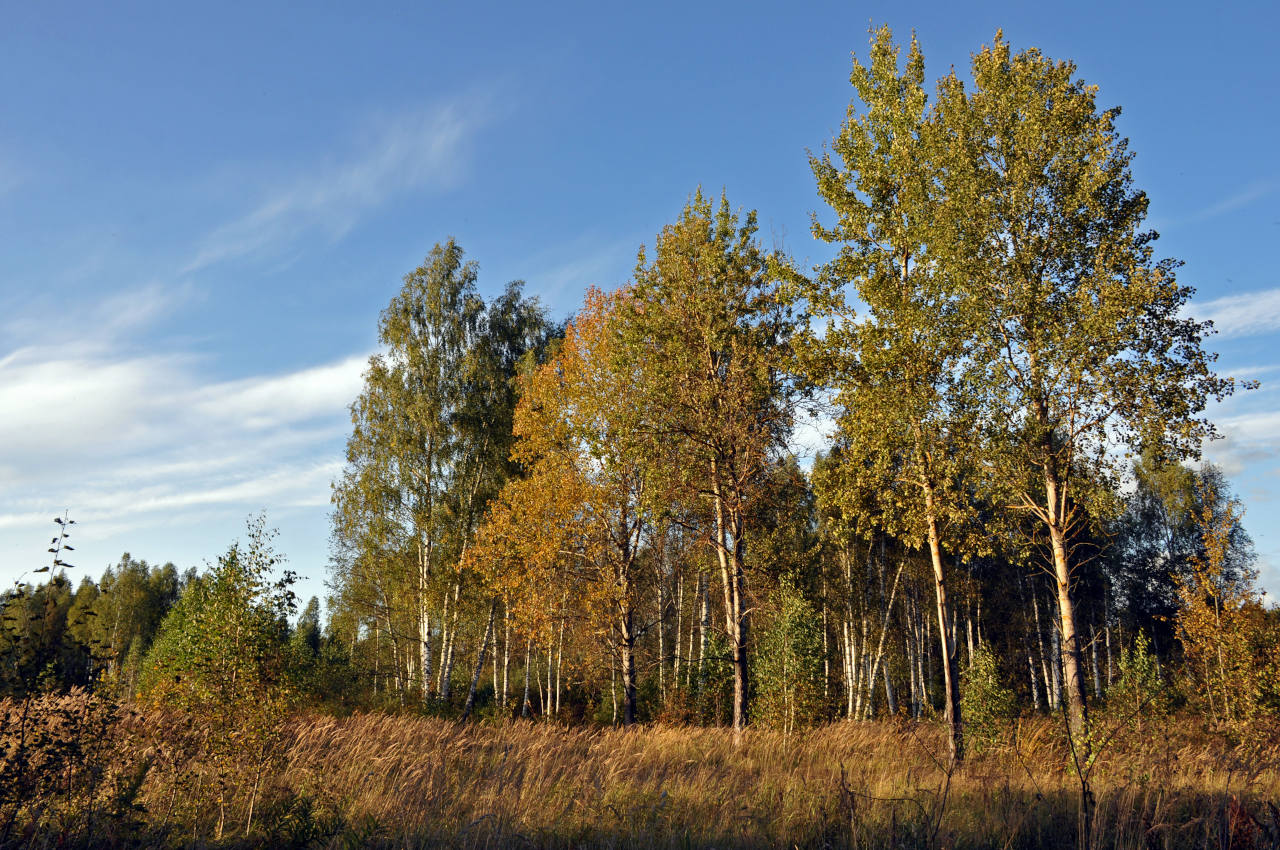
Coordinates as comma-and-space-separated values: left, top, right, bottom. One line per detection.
3, 28, 1278, 850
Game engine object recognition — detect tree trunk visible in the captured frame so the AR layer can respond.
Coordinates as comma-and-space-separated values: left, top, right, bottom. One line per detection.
436, 590, 450, 696
697, 571, 709, 686
555, 612, 565, 716
501, 602, 511, 710
710, 463, 749, 735
419, 540, 434, 701
822, 575, 831, 701
862, 557, 904, 720
521, 640, 532, 718
674, 570, 684, 688
1044, 495, 1094, 850
461, 598, 496, 721
656, 582, 666, 700
619, 627, 638, 726
1046, 507, 1090, 747
1032, 585, 1055, 710
440, 581, 462, 703
924, 485, 964, 763
1090, 622, 1102, 699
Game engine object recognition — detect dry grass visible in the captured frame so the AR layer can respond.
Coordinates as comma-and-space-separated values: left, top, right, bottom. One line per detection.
6, 701, 1278, 848
268, 713, 1280, 849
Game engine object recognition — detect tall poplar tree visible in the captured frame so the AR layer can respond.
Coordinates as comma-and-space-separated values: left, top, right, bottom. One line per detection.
944, 35, 1243, 755
801, 28, 978, 762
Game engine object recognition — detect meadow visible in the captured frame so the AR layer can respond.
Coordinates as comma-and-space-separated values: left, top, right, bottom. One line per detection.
4, 692, 1278, 849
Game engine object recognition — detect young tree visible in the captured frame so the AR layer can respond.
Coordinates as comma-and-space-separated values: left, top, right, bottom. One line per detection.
752, 577, 824, 733
1175, 481, 1263, 725
620, 191, 797, 733
140, 516, 298, 839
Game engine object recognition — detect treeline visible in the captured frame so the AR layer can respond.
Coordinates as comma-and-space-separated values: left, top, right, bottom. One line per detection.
3, 24, 1279, 763
317, 26, 1280, 755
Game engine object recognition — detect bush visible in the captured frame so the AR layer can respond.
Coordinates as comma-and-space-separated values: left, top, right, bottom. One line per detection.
1109, 631, 1170, 726
961, 645, 1016, 753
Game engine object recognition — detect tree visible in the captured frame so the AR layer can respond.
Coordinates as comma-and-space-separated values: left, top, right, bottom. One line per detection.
69, 554, 181, 697
468, 288, 658, 725
1174, 480, 1263, 725
801, 27, 981, 762
943, 34, 1243, 749
930, 34, 1248, 845
332, 239, 483, 702
140, 516, 299, 839
752, 577, 824, 733
1105, 457, 1252, 662
620, 191, 798, 733
330, 241, 551, 704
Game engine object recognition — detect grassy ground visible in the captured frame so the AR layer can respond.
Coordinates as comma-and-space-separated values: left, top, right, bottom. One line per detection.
5, 694, 1280, 848
270, 713, 1280, 848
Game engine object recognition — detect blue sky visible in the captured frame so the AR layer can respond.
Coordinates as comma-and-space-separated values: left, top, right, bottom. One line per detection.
3, 0, 1278, 605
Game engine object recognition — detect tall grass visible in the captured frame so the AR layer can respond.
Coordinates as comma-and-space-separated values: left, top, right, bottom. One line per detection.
274, 713, 1280, 849
6, 703, 1279, 848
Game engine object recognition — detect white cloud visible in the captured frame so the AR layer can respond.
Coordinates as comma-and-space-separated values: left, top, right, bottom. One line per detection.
0, 287, 370, 584
1192, 287, 1280, 340
183, 97, 495, 274
189, 355, 367, 430
1201, 409, 1280, 495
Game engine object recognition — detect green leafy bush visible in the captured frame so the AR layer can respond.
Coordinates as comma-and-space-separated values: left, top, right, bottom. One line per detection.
961, 645, 1016, 753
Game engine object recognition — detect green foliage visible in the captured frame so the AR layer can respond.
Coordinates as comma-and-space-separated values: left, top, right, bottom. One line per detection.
139, 515, 300, 840
0, 576, 92, 697
693, 631, 735, 726
1110, 631, 1169, 723
329, 240, 554, 704
960, 645, 1016, 754
620, 188, 799, 731
140, 516, 297, 709
751, 579, 825, 732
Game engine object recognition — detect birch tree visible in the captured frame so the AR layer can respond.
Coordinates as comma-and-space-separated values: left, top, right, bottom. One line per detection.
620, 192, 797, 734
330, 241, 550, 704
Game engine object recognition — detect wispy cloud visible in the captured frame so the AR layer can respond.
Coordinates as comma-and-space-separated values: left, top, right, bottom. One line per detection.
1192, 287, 1280, 339
1188, 180, 1276, 224
183, 96, 496, 274
0, 288, 370, 582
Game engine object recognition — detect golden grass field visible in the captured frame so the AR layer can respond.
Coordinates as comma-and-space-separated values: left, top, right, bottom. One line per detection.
272, 713, 1280, 848
5, 693, 1280, 848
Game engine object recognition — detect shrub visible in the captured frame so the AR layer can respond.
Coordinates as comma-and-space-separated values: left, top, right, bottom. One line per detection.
752, 578, 825, 733
960, 644, 1016, 753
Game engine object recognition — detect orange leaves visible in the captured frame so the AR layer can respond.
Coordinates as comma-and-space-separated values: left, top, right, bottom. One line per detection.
1174, 484, 1269, 725
469, 287, 653, 646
